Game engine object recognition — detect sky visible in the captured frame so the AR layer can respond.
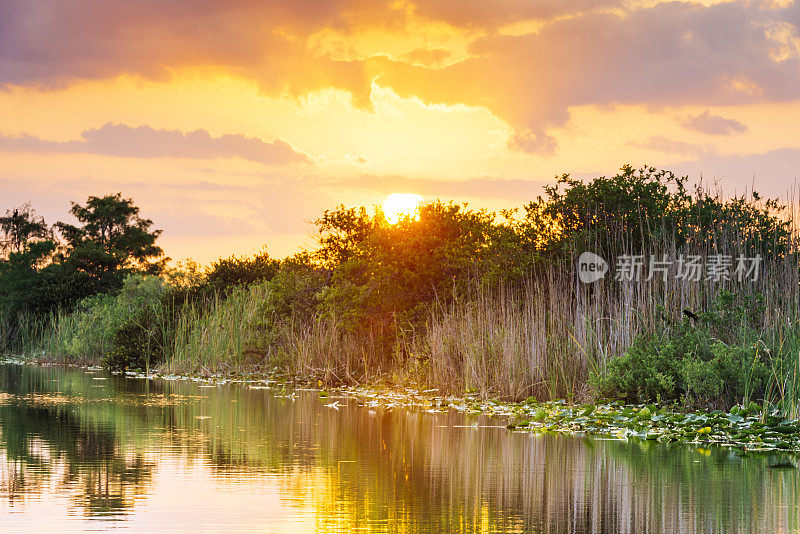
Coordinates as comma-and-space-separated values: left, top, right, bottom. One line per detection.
2, 0, 800, 264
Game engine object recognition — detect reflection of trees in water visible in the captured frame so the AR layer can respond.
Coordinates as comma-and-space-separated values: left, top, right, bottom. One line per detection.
266, 403, 800, 533
74, 455, 152, 516
148, 383, 800, 533
2, 363, 800, 532
0, 366, 154, 517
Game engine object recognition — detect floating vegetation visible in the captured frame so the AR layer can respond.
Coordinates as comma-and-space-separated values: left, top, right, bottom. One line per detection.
499, 401, 800, 453
6, 356, 800, 455
344, 385, 800, 454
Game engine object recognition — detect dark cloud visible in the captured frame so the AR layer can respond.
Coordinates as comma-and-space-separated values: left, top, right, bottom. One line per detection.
379, 2, 800, 153
0, 1, 393, 107
0, 0, 617, 91
0, 123, 311, 165
1, 1, 798, 155
679, 111, 748, 135
408, 0, 621, 29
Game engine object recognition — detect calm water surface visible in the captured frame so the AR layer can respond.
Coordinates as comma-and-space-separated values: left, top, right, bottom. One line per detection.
0, 362, 798, 533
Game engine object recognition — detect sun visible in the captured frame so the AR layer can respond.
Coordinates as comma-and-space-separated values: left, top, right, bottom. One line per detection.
382, 193, 424, 224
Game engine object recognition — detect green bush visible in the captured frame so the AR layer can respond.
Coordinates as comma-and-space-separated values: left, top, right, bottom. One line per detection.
104, 311, 162, 371
205, 249, 280, 292
592, 292, 773, 408
592, 334, 680, 403
62, 274, 167, 364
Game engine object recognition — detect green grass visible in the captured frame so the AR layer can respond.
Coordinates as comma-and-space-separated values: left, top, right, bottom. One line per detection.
6, 187, 800, 417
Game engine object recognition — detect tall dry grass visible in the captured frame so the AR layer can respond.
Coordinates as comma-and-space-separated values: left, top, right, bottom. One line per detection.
8, 185, 800, 414
409, 190, 800, 402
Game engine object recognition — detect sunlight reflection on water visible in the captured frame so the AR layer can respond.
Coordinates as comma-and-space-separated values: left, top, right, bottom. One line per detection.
0, 363, 798, 533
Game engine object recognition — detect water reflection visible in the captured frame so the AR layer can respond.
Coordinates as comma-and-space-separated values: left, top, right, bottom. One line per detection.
0, 367, 154, 520
0, 362, 798, 533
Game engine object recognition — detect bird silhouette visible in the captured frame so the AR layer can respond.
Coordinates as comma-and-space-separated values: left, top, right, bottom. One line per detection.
682, 309, 699, 322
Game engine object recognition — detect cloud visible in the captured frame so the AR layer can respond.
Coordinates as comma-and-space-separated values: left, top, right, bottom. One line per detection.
1, 1, 799, 155
344, 153, 369, 164
679, 111, 748, 135
629, 135, 714, 158
408, 0, 621, 29
0, 0, 618, 90
0, 123, 311, 165
508, 129, 558, 157
378, 2, 800, 153
404, 47, 451, 66
0, 1, 396, 107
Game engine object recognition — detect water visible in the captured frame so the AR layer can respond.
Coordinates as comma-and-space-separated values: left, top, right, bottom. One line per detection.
0, 363, 798, 533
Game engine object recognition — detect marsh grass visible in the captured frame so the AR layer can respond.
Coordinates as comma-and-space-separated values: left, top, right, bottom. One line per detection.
168, 284, 266, 374
287, 315, 366, 383
165, 281, 373, 383
408, 192, 800, 406
7, 185, 800, 416
2, 309, 80, 361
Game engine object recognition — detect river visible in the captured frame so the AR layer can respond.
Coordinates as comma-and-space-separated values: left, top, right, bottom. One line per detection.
0, 362, 797, 533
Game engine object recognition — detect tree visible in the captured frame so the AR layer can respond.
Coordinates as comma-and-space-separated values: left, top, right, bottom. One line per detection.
55, 193, 166, 282
0, 240, 59, 316
317, 201, 506, 328
520, 165, 791, 262
0, 194, 165, 324
313, 205, 376, 268
521, 165, 689, 259
0, 203, 51, 257
205, 248, 281, 291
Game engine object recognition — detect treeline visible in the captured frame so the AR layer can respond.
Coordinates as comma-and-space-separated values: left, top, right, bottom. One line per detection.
2, 166, 799, 413
0, 194, 165, 316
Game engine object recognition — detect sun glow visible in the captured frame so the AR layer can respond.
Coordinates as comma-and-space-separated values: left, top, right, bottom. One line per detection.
382, 193, 424, 224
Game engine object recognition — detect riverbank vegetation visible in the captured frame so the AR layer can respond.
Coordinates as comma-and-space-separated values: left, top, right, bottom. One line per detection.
2, 165, 799, 417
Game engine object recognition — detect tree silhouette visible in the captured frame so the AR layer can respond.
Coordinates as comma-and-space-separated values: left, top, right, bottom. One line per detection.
0, 203, 50, 256
55, 193, 166, 277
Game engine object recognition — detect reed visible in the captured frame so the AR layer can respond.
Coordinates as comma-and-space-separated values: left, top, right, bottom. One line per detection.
166, 281, 370, 383
167, 282, 281, 374
7, 181, 800, 415
413, 262, 800, 402
409, 191, 800, 402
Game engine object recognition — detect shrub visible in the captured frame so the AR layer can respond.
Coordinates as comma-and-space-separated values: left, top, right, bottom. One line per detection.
104, 311, 162, 371
62, 274, 167, 364
205, 249, 280, 292
593, 334, 681, 404
592, 292, 774, 408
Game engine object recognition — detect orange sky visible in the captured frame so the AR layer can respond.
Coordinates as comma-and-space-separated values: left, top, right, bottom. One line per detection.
2, 0, 800, 264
